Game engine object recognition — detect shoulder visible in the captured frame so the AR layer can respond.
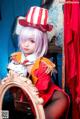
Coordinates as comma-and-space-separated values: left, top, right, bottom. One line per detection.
37, 57, 56, 74
10, 52, 22, 63
40, 57, 55, 68
31, 57, 56, 75
10, 52, 22, 58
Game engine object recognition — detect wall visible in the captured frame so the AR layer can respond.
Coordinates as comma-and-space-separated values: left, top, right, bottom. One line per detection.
0, 0, 42, 79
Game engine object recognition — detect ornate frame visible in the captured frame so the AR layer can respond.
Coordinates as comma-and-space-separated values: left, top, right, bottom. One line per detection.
0, 71, 45, 119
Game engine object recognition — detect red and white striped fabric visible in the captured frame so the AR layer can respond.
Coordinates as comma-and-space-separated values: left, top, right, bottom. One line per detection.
19, 6, 53, 32
26, 6, 48, 25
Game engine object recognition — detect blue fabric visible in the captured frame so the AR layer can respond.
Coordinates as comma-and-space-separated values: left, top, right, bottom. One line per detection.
49, 54, 62, 88
57, 53, 62, 88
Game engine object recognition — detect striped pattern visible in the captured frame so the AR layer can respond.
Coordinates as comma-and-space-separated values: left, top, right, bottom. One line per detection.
26, 6, 48, 25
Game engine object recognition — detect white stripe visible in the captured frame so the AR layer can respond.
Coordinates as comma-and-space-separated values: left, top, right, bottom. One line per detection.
27, 7, 33, 23
33, 7, 40, 24
41, 9, 46, 25
46, 10, 48, 24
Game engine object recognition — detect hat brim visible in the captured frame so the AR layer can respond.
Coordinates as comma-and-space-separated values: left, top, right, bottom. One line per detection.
19, 18, 53, 32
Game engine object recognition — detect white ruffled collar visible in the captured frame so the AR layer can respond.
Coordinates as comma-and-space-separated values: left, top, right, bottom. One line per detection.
21, 53, 37, 65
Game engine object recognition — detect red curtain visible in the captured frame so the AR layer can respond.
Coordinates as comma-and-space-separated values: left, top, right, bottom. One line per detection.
64, 0, 80, 118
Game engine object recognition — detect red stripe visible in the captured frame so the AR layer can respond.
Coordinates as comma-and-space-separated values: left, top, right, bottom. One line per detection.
44, 10, 48, 25
22, 60, 29, 65
30, 7, 36, 24
37, 8, 43, 25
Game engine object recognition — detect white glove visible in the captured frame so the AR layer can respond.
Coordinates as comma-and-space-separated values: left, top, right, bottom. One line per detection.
8, 61, 27, 76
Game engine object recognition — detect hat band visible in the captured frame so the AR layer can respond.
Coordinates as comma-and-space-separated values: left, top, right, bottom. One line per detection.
19, 20, 53, 32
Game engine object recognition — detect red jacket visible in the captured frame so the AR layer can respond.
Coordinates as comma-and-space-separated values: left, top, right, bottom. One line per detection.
10, 52, 69, 106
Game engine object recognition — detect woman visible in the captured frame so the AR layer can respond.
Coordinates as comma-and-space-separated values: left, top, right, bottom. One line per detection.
8, 6, 70, 119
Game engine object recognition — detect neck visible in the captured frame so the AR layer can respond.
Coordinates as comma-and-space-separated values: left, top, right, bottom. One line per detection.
21, 53, 37, 65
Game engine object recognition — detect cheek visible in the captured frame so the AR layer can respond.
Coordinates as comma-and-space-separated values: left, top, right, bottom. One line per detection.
20, 43, 24, 50
20, 44, 23, 48
32, 44, 36, 49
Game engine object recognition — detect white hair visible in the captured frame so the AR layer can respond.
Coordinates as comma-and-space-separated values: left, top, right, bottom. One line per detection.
18, 27, 49, 57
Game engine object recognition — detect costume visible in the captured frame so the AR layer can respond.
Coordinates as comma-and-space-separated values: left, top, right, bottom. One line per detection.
7, 6, 70, 118
8, 52, 69, 106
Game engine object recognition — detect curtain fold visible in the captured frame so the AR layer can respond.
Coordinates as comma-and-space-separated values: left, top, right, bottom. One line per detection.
64, 0, 80, 118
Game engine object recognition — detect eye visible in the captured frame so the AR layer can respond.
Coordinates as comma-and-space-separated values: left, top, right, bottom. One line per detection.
30, 40, 35, 43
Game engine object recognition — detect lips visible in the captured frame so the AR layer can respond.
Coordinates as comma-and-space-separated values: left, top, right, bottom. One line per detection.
23, 48, 29, 50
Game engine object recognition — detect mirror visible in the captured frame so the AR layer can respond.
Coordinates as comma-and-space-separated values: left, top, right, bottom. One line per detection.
0, 77, 45, 119
2, 87, 36, 119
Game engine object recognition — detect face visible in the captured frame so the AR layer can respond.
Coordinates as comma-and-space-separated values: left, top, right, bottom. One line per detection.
20, 38, 35, 55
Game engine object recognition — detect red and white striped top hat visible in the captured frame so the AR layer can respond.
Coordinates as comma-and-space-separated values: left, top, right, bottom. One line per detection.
19, 6, 53, 32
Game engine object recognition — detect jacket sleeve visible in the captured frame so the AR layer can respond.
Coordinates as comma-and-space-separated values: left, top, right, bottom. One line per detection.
34, 62, 51, 91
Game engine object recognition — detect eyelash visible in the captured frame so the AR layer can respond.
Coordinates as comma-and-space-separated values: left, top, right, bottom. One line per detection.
30, 40, 35, 43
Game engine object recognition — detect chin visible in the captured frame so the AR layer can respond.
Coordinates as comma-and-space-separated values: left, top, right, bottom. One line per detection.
24, 53, 32, 56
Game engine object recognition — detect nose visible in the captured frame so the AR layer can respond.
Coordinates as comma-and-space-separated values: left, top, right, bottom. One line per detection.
24, 41, 29, 47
